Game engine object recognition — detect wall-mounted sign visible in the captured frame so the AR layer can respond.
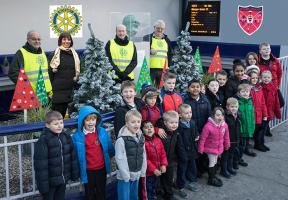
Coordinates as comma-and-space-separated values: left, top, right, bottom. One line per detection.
49, 5, 83, 38
188, 1, 221, 36
238, 5, 263, 36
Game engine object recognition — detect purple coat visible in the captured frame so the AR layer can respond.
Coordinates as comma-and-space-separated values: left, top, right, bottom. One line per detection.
198, 118, 230, 155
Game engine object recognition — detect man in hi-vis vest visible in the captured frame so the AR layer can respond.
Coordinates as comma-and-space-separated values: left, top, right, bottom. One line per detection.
143, 20, 173, 88
9, 30, 52, 96
105, 24, 137, 84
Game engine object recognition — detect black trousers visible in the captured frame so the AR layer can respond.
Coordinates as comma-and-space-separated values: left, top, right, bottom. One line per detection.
159, 165, 175, 200
254, 124, 265, 146
52, 102, 68, 118
42, 184, 66, 200
150, 68, 163, 88
84, 168, 107, 200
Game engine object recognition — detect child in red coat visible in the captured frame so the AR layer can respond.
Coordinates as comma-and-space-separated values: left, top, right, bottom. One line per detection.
261, 70, 282, 137
142, 120, 168, 200
198, 107, 230, 187
248, 71, 269, 152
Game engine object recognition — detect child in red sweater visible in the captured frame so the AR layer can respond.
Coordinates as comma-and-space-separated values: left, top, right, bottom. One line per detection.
142, 120, 168, 200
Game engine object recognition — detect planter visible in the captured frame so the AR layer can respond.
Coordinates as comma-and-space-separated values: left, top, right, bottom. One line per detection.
1, 65, 9, 75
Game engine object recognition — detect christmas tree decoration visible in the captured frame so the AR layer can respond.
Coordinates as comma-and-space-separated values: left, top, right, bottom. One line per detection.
159, 59, 167, 88
208, 46, 222, 74
10, 68, 40, 111
194, 47, 204, 74
35, 66, 49, 106
171, 22, 200, 93
136, 56, 152, 92
71, 23, 122, 116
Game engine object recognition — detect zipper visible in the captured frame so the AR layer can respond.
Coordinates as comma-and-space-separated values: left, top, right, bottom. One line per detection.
152, 140, 160, 169
58, 136, 65, 183
171, 95, 177, 111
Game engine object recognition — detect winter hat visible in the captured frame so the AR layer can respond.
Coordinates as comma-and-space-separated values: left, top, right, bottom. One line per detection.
141, 84, 159, 100
245, 65, 260, 75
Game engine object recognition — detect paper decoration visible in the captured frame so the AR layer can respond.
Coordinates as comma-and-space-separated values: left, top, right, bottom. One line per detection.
194, 47, 204, 74
208, 46, 222, 74
136, 56, 152, 92
159, 59, 168, 88
10, 69, 40, 111
36, 67, 49, 106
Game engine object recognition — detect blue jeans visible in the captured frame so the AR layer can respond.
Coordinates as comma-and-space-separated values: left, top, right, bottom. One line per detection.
146, 175, 159, 200
117, 180, 139, 200
176, 159, 197, 189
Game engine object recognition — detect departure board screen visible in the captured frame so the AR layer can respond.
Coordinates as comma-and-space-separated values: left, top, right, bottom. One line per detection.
188, 1, 221, 36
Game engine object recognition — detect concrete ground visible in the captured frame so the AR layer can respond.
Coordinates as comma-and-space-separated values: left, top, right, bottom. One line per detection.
176, 122, 288, 200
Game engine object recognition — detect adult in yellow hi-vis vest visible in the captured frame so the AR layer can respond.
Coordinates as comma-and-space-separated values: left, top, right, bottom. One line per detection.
105, 24, 137, 84
9, 31, 52, 96
143, 20, 173, 88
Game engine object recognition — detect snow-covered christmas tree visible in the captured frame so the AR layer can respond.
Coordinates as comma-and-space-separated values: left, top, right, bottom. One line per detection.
171, 22, 201, 93
71, 24, 122, 116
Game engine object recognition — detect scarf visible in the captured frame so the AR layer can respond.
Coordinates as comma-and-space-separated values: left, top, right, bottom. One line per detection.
50, 46, 80, 79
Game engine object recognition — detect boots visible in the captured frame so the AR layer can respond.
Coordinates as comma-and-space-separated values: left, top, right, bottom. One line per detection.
227, 157, 237, 175
207, 167, 223, 187
220, 158, 231, 178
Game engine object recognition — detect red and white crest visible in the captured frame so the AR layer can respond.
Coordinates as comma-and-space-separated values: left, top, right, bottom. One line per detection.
238, 5, 263, 35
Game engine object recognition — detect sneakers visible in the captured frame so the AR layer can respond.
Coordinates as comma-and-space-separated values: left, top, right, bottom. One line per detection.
186, 182, 199, 192
239, 159, 248, 167
176, 188, 188, 199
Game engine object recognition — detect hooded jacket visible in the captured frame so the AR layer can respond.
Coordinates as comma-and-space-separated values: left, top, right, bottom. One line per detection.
225, 76, 241, 100
34, 128, 79, 194
144, 134, 168, 176
72, 106, 115, 184
115, 126, 147, 182
198, 118, 230, 155
258, 53, 282, 88
205, 89, 224, 110
160, 88, 183, 113
250, 84, 268, 124
141, 104, 161, 125
237, 95, 255, 138
262, 82, 281, 120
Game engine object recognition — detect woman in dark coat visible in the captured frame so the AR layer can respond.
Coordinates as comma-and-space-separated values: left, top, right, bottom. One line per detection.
49, 32, 80, 117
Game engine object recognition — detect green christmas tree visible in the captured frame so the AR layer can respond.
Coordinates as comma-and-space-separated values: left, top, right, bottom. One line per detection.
136, 56, 152, 92
171, 22, 201, 93
36, 66, 48, 106
71, 24, 122, 116
194, 47, 204, 74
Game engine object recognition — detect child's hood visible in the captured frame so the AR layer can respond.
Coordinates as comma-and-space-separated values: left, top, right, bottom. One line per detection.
207, 117, 225, 128
77, 106, 102, 130
118, 126, 142, 138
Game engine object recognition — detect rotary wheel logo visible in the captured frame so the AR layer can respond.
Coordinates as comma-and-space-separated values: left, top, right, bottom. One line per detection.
157, 40, 164, 48
50, 5, 82, 36
120, 48, 128, 58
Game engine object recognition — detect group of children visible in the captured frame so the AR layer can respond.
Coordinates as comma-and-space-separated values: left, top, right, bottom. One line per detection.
34, 42, 283, 200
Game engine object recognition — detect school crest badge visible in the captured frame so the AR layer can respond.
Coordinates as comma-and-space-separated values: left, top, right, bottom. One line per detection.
49, 5, 83, 38
237, 5, 263, 35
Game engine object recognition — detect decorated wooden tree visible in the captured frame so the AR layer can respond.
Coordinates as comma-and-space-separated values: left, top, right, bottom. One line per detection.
158, 59, 167, 88
208, 46, 222, 74
194, 47, 204, 74
35, 67, 49, 106
136, 56, 152, 92
10, 68, 41, 112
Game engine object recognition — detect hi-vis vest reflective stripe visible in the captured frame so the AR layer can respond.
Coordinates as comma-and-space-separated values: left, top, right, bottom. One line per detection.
20, 48, 52, 93
150, 37, 168, 69
110, 39, 135, 79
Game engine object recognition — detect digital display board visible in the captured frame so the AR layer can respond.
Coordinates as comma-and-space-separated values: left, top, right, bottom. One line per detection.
188, 1, 221, 36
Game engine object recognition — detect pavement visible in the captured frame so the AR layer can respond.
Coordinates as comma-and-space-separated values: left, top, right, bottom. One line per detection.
175, 122, 288, 200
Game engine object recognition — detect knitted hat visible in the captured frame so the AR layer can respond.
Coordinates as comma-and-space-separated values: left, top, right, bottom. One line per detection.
141, 84, 159, 100
245, 65, 260, 75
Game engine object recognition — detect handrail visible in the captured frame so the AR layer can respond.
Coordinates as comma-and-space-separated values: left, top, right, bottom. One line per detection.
0, 111, 115, 136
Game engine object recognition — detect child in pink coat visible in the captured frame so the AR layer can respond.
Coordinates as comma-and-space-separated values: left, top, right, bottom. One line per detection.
198, 107, 230, 187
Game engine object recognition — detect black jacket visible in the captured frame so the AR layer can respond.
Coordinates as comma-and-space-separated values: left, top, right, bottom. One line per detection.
48, 50, 76, 103
225, 76, 241, 100
34, 128, 79, 194
183, 93, 211, 133
143, 33, 173, 67
105, 35, 137, 81
225, 111, 241, 148
9, 42, 44, 83
205, 89, 224, 110
155, 118, 185, 166
114, 97, 145, 137
177, 120, 199, 161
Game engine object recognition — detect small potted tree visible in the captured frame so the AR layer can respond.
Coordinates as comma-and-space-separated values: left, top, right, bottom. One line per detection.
1, 56, 9, 75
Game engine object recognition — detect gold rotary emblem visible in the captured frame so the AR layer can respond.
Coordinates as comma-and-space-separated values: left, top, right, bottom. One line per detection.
50, 5, 82, 36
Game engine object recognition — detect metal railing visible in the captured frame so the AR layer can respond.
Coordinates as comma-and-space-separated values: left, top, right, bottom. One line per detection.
270, 56, 288, 128
0, 57, 288, 200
